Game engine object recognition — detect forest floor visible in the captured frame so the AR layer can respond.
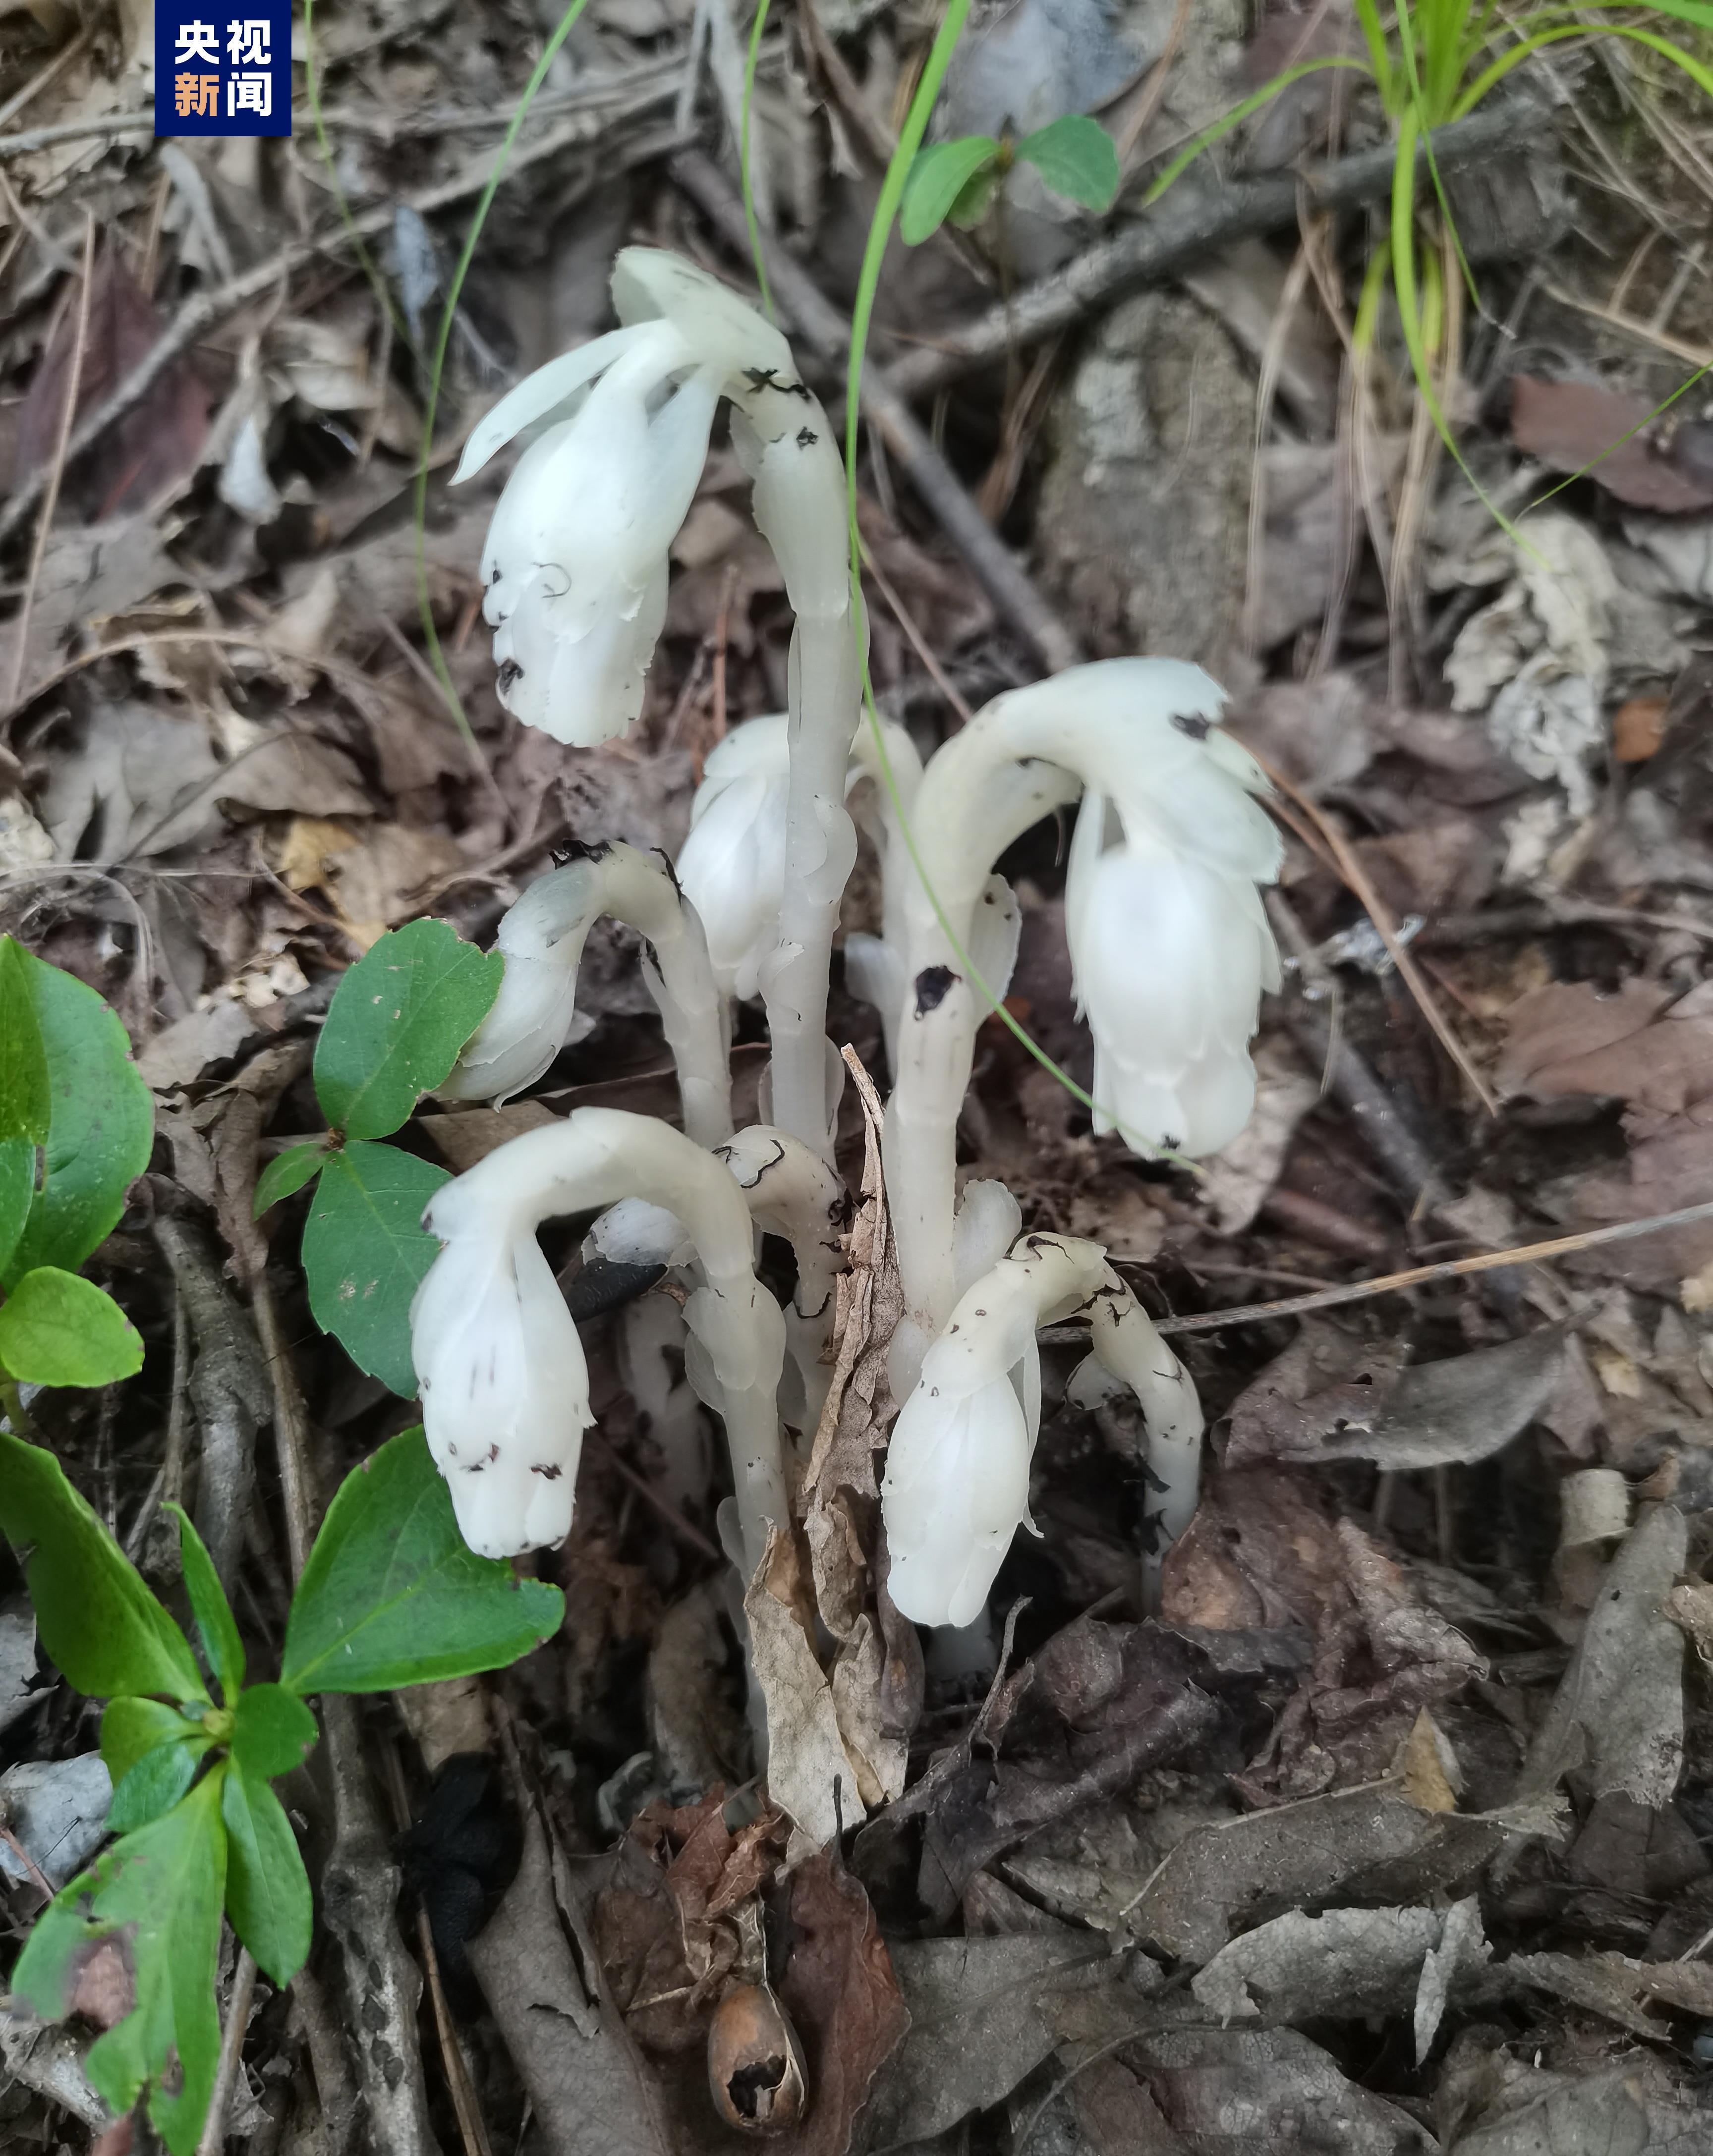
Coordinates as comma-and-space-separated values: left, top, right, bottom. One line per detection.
7, 1, 1713, 2152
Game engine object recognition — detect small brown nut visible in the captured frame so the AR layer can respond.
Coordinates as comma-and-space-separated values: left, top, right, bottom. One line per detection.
707, 1981, 809, 2135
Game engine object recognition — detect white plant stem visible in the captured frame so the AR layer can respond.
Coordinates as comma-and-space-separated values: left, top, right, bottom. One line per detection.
715, 1125, 847, 1432
742, 414, 861, 1160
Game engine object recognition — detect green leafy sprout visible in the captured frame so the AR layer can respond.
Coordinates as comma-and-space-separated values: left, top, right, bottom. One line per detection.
0, 1427, 562, 2154
0, 935, 150, 1396
900, 112, 1121, 242
251, 917, 502, 1398
1145, 0, 1713, 512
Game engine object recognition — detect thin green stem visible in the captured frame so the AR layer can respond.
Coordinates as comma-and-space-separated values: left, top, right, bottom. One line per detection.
741, 0, 775, 319
840, 0, 1188, 1161
411, 0, 597, 749
301, 0, 417, 361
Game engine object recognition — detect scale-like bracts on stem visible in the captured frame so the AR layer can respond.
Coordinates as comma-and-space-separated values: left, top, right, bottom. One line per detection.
881, 1232, 1201, 1624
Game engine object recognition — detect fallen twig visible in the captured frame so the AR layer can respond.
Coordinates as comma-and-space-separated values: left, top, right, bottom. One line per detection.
0, 112, 685, 551
670, 148, 1084, 673
4, 216, 92, 712
884, 98, 1546, 402
1153, 1197, 1713, 1334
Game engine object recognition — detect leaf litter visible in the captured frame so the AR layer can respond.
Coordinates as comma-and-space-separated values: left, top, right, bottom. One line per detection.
8, 3, 1713, 2152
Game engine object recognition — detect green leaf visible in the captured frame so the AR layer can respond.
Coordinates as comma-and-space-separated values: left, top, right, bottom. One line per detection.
222, 1763, 313, 1986
107, 1738, 209, 1833
12, 1769, 228, 2156
0, 1432, 205, 1705
0, 1138, 36, 1277
901, 135, 1000, 243
281, 1427, 564, 1696
0, 940, 154, 1291
166, 1504, 244, 1702
254, 1140, 329, 1217
0, 1268, 143, 1386
947, 162, 1002, 228
230, 1683, 319, 1779
0, 935, 51, 1145
101, 1697, 208, 1784
312, 920, 503, 1141
1014, 114, 1119, 211
302, 1141, 448, 1397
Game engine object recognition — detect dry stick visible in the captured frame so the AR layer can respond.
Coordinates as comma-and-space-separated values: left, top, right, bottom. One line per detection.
0, 19, 96, 130
1256, 747, 1499, 1114
4, 215, 93, 711
669, 148, 1084, 674
884, 97, 1544, 402
194, 1952, 260, 2156
860, 536, 974, 724
1153, 1197, 1713, 1335
0, 110, 685, 551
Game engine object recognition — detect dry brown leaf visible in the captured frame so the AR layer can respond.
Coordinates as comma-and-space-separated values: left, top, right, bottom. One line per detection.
744, 1525, 868, 1852
771, 1855, 910, 2156
801, 1048, 918, 1808
1510, 376, 1713, 516
1497, 978, 1713, 1114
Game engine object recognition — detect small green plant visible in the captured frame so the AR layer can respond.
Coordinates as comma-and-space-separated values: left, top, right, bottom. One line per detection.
253, 919, 502, 1397
0, 1424, 562, 2153
1146, 0, 1713, 479
900, 112, 1120, 243
0, 935, 152, 1395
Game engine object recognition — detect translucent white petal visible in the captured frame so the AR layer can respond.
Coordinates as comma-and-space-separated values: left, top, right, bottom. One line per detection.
675, 770, 790, 998
612, 246, 795, 387
440, 951, 578, 1104
882, 1374, 1033, 1627
454, 325, 661, 483
412, 1224, 590, 1558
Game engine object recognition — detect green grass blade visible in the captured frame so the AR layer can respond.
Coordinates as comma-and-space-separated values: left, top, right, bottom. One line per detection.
1523, 362, 1713, 513
839, 0, 1199, 1161
1457, 21, 1713, 116
742, 0, 775, 318
1142, 58, 1371, 206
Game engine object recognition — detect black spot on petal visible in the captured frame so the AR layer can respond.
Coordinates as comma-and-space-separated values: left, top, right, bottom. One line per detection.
914, 965, 957, 1016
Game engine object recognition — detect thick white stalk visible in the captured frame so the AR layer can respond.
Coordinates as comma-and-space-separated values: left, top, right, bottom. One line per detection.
715, 1125, 847, 1433
1071, 1286, 1203, 1610
742, 413, 860, 1159
882, 763, 1079, 1390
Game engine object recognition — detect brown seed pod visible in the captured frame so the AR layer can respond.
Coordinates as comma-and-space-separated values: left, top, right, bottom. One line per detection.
707, 1981, 809, 2135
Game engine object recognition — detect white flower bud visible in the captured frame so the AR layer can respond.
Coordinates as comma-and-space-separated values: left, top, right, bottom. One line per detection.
883, 1369, 1037, 1628
675, 718, 792, 1000
412, 1185, 590, 1560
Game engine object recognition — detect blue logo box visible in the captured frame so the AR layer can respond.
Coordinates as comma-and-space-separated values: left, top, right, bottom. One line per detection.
155, 4, 290, 137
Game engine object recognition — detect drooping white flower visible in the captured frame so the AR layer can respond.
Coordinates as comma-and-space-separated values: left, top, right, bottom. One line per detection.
1065, 787, 1279, 1157
454, 250, 821, 747
412, 1178, 590, 1560
442, 841, 732, 1145
881, 1232, 1203, 1625
410, 1108, 788, 1568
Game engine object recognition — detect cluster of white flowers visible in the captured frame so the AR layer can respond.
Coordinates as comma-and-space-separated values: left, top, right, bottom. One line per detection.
414, 251, 1281, 1668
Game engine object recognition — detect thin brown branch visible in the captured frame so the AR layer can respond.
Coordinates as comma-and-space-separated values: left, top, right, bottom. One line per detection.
669, 148, 1084, 674
1256, 750, 1499, 1114
883, 98, 1545, 403
194, 1951, 259, 2156
1154, 1197, 1713, 1335
5, 216, 93, 712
